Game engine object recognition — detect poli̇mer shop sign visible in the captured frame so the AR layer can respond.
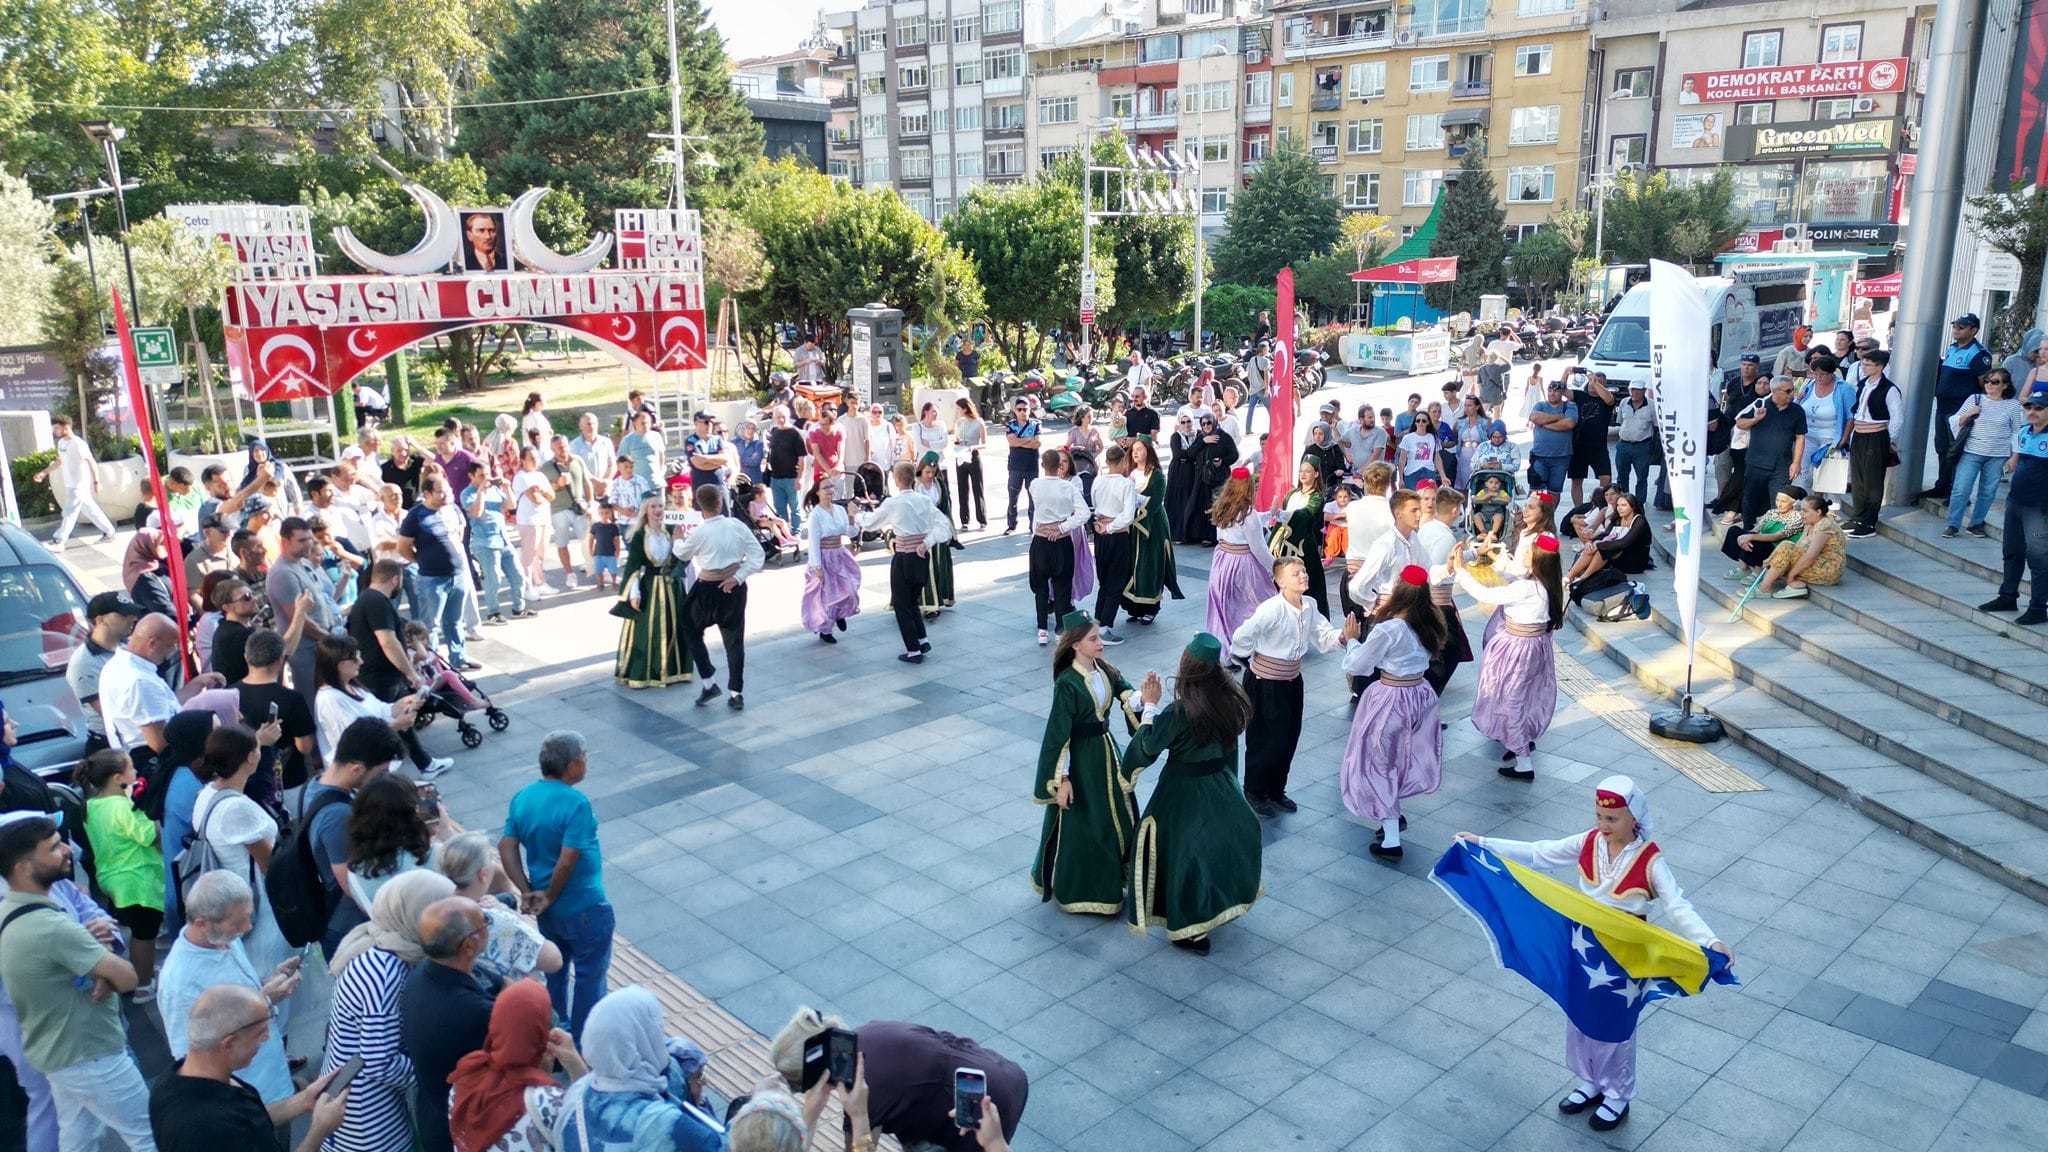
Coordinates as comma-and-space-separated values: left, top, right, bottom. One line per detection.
1677, 58, 1909, 103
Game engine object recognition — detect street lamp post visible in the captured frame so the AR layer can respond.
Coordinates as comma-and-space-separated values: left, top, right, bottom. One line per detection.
1190, 44, 1232, 356
80, 122, 142, 326
47, 183, 136, 334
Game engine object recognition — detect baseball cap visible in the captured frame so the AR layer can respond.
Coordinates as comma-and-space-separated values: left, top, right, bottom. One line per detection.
1628, 381, 1647, 390
1739, 353, 1761, 364
86, 591, 143, 619
340, 445, 365, 462
242, 494, 273, 515
2025, 385, 2048, 407
200, 514, 229, 534
1954, 314, 1981, 328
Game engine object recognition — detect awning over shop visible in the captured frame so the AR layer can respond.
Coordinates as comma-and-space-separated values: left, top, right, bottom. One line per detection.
1351, 257, 1459, 284
1441, 108, 1490, 128
1851, 272, 1902, 298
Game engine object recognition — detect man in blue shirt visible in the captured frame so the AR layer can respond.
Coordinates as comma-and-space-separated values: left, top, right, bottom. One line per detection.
498, 730, 612, 1039
1979, 384, 2048, 626
1002, 400, 1041, 534
1931, 313, 1995, 499
1526, 380, 1578, 495
398, 474, 476, 671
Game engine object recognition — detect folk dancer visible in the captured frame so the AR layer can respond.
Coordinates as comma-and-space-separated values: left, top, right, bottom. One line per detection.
1205, 468, 1277, 643
1338, 566, 1446, 858
610, 494, 690, 689
1339, 462, 1396, 627
1122, 438, 1182, 624
1030, 612, 1142, 915
1086, 446, 1141, 644
1343, 488, 1427, 701
673, 484, 765, 711
800, 477, 860, 644
914, 454, 956, 617
1416, 485, 1472, 694
1228, 559, 1354, 817
1268, 457, 1330, 618
1451, 533, 1565, 780
1456, 777, 1732, 1132
856, 461, 953, 664
1028, 449, 1090, 645
1122, 633, 1261, 955
1060, 450, 1096, 606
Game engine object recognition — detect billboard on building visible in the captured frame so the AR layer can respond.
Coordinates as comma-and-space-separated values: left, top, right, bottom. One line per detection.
1724, 118, 1900, 163
1671, 113, 1724, 150
1678, 59, 1908, 103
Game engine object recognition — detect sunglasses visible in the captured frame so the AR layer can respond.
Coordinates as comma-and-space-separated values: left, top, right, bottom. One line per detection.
232, 1007, 281, 1037
2026, 403, 2048, 411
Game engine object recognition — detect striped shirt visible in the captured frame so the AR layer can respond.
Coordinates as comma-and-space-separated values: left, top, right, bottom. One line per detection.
322, 948, 417, 1152
1959, 395, 2027, 457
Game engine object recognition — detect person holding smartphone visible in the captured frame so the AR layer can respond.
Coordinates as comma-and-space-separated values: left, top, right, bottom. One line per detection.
769, 1008, 1027, 1151
148, 984, 349, 1152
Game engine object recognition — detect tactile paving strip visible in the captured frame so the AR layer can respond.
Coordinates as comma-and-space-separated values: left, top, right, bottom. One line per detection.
1554, 648, 1767, 794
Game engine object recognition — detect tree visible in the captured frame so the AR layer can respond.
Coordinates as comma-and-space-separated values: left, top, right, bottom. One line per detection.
1967, 180, 2048, 348
1045, 134, 1193, 364
944, 179, 1108, 369
0, 166, 57, 346
1340, 211, 1393, 268
1173, 283, 1274, 341
1293, 250, 1361, 324
126, 215, 238, 448
1424, 144, 1508, 314
1598, 168, 1744, 266
1211, 141, 1340, 286
40, 236, 123, 440
459, 0, 762, 226
1509, 227, 1574, 311
305, 0, 513, 158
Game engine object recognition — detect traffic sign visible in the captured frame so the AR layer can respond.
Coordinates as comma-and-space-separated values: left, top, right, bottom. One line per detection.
131, 326, 182, 385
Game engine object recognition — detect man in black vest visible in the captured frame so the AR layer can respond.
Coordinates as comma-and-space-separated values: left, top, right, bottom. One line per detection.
1841, 349, 1899, 538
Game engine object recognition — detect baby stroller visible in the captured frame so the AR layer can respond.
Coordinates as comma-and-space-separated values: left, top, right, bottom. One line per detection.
409, 649, 510, 749
1463, 465, 1522, 548
850, 461, 889, 549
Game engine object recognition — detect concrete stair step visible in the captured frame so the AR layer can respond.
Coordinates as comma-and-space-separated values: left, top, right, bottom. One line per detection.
1618, 571, 2048, 833
1561, 607, 2048, 907
1826, 532, 2048, 654
1918, 494, 2006, 537
1874, 508, 2027, 596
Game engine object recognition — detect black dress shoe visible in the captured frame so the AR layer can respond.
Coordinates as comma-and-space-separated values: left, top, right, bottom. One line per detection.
2020, 608, 2048, 627
1980, 597, 2020, 613
1372, 817, 1409, 842
1250, 798, 1279, 818
836, 617, 848, 632
696, 685, 722, 706
728, 693, 744, 711
1557, 1090, 1601, 1115
819, 632, 837, 644
1498, 765, 1535, 781
1171, 934, 1211, 955
1270, 793, 1299, 813
1588, 1101, 1629, 1131
919, 640, 932, 653
898, 652, 924, 664
1367, 842, 1403, 860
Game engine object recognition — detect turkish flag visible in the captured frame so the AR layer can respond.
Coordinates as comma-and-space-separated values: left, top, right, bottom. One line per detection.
111, 291, 193, 673
1257, 268, 1297, 513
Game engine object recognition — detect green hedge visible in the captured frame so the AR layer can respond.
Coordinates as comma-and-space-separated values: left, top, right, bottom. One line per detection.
10, 451, 58, 519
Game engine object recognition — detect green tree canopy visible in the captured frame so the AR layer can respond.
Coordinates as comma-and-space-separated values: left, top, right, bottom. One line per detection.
1211, 141, 1339, 286
1598, 168, 1743, 266
944, 178, 1107, 369
1424, 145, 1508, 314
0, 166, 58, 345
1044, 132, 1194, 363
1509, 227, 1575, 311
1172, 282, 1274, 340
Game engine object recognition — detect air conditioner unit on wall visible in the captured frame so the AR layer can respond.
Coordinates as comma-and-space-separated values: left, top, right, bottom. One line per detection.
1854, 96, 1877, 113
1781, 222, 1806, 242
1393, 28, 1418, 47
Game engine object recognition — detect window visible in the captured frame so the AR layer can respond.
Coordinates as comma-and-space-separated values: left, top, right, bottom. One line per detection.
1140, 33, 1181, 63
1506, 165, 1555, 202
1277, 72, 1294, 107
955, 104, 983, 130
860, 75, 885, 96
1346, 118, 1383, 154
1312, 119, 1340, 148
1405, 113, 1445, 151
857, 27, 886, 52
1246, 133, 1269, 161
1199, 136, 1230, 163
986, 144, 1024, 176
861, 114, 888, 140
934, 197, 952, 218
953, 16, 980, 43
1610, 134, 1646, 168
1613, 68, 1653, 99
903, 191, 932, 220
930, 108, 949, 133
1109, 91, 1136, 119
898, 63, 928, 91
1410, 55, 1451, 92
1820, 24, 1862, 63
933, 153, 950, 177
1404, 169, 1444, 206
1517, 0, 1575, 14
1320, 175, 1338, 199
864, 155, 890, 182
987, 102, 1023, 130
1202, 187, 1230, 214
1275, 124, 1293, 147
1814, 97, 1856, 121
953, 57, 981, 85
1509, 105, 1562, 146
985, 47, 1023, 81
895, 18, 925, 46
928, 19, 945, 44
1348, 61, 1387, 100
1038, 96, 1077, 125
828, 158, 852, 180
1189, 81, 1232, 113
900, 148, 931, 179
1742, 31, 1781, 68
1733, 102, 1774, 126
954, 152, 982, 177
1245, 73, 1271, 109
900, 110, 929, 136
983, 1, 1021, 35
1343, 172, 1380, 209
1414, 0, 1487, 36
1515, 45, 1553, 77
1039, 146, 1072, 170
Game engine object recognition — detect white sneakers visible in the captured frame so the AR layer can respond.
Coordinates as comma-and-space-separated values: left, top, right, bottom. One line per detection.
1037, 629, 1049, 646
420, 757, 454, 778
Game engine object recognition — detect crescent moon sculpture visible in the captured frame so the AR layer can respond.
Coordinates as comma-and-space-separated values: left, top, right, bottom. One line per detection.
508, 188, 614, 274
333, 184, 462, 276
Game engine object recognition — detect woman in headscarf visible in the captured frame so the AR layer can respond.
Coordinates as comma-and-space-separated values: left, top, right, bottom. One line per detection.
1301, 421, 1345, 489
448, 980, 586, 1152
1177, 413, 1236, 546
240, 437, 303, 510
486, 414, 522, 480
1456, 777, 1733, 1133
324, 870, 457, 1152
552, 987, 726, 1151
122, 530, 177, 620
1163, 411, 1201, 543
612, 494, 691, 689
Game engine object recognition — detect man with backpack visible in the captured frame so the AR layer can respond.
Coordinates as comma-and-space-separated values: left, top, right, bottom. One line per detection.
284, 719, 407, 958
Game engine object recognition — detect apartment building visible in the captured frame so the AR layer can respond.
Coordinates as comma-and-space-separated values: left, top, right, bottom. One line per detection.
732, 47, 843, 171
1267, 0, 1593, 240
1591, 0, 1932, 246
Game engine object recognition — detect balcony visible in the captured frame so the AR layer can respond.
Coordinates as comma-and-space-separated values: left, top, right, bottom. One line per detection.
1244, 103, 1271, 125
1310, 91, 1342, 112
1136, 107, 1178, 130
1290, 29, 1392, 61
1452, 79, 1490, 99
983, 74, 1024, 98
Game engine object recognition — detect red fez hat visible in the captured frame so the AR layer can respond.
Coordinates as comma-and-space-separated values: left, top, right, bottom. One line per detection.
1399, 564, 1429, 587
1535, 533, 1560, 553
1534, 490, 1558, 505
1231, 466, 1252, 480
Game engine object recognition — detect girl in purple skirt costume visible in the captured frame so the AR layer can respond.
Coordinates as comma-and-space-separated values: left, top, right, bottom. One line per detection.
1339, 565, 1447, 858
1205, 468, 1276, 642
800, 476, 862, 642
1451, 532, 1565, 781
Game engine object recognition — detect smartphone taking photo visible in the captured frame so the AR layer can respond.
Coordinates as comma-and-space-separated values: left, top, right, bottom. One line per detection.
954, 1067, 986, 1128
826, 1028, 858, 1087
325, 1054, 365, 1098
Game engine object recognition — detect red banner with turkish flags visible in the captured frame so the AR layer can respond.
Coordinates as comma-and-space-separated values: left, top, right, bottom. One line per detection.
1257, 267, 1297, 513
221, 272, 707, 400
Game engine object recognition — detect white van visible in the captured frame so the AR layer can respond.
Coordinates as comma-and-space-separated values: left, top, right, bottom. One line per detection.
1579, 264, 1811, 390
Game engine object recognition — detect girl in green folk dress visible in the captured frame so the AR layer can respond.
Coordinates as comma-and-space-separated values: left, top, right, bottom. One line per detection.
1030, 612, 1144, 915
